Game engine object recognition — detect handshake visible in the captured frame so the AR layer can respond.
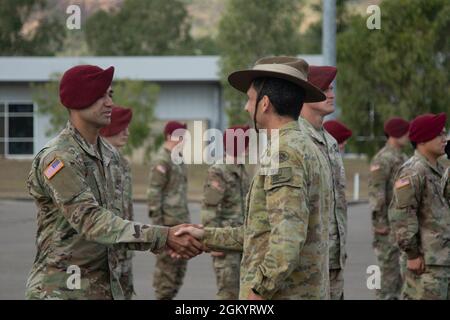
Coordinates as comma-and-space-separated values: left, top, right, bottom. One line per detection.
165, 224, 208, 259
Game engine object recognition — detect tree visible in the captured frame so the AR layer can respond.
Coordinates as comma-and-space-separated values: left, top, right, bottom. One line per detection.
85, 0, 193, 55
0, 0, 66, 55
32, 77, 160, 159
337, 0, 450, 157
217, 0, 305, 125
299, 0, 350, 54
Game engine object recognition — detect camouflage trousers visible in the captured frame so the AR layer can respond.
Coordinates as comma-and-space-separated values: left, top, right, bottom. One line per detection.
118, 251, 134, 300
329, 268, 344, 300
153, 250, 187, 300
373, 232, 403, 300
402, 266, 450, 300
212, 253, 241, 300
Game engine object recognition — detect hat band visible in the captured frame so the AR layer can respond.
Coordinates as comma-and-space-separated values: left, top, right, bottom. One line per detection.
253, 64, 307, 81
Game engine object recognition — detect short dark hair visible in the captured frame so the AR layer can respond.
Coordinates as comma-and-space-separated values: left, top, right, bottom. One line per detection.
411, 141, 417, 149
252, 77, 305, 120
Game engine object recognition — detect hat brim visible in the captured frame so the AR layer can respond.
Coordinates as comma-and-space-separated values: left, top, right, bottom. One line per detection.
228, 69, 326, 102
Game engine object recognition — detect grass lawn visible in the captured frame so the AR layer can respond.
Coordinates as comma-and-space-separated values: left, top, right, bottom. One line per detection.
0, 157, 370, 202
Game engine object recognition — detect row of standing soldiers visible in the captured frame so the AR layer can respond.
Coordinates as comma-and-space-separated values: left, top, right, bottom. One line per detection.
25, 56, 450, 300
369, 113, 450, 300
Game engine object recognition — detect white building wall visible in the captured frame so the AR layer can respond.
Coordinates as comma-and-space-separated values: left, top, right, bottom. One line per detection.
155, 83, 222, 129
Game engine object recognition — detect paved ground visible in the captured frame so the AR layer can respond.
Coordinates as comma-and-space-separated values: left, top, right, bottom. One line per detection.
0, 200, 376, 300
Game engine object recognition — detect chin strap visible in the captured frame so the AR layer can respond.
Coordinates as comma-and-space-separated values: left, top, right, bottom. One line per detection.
253, 79, 266, 134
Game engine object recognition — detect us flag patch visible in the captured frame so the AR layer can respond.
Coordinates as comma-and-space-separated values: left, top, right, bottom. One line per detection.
394, 177, 410, 189
44, 158, 65, 180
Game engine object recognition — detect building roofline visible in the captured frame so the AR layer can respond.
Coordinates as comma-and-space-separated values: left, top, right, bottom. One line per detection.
0, 55, 324, 82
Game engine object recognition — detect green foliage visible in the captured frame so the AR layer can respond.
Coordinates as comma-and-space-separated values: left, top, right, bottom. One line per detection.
85, 0, 193, 55
112, 80, 160, 158
337, 0, 450, 157
299, 0, 350, 54
32, 77, 161, 159
31, 74, 67, 136
217, 0, 305, 126
0, 0, 65, 55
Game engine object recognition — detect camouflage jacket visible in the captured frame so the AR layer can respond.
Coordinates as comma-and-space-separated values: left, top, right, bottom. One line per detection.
203, 121, 332, 300
26, 121, 168, 300
389, 151, 450, 266
299, 117, 347, 270
442, 167, 450, 200
110, 151, 134, 271
147, 146, 189, 226
201, 162, 249, 228
369, 143, 408, 230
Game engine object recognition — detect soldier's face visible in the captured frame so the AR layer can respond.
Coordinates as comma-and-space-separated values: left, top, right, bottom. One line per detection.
397, 133, 410, 147
424, 129, 447, 156
78, 87, 114, 128
105, 127, 129, 149
304, 85, 335, 116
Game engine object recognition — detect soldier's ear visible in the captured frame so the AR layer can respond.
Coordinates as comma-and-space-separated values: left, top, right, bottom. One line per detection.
260, 95, 271, 113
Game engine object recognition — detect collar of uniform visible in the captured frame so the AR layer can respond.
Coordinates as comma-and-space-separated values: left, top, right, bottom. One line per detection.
65, 121, 100, 160
298, 116, 326, 145
278, 120, 300, 133
414, 150, 444, 176
384, 142, 402, 155
98, 137, 115, 167
162, 145, 172, 159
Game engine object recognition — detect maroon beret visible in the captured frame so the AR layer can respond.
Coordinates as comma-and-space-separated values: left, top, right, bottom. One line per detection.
323, 120, 352, 144
164, 121, 187, 137
223, 125, 250, 157
409, 113, 446, 143
60, 65, 114, 109
384, 117, 410, 138
308, 66, 337, 91
100, 106, 132, 137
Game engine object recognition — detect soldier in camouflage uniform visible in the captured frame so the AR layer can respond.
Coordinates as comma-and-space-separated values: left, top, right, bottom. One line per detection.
369, 117, 410, 300
100, 106, 135, 299
390, 113, 450, 300
148, 121, 190, 300
25, 65, 203, 300
323, 120, 352, 153
201, 125, 250, 299
175, 56, 333, 299
300, 66, 348, 300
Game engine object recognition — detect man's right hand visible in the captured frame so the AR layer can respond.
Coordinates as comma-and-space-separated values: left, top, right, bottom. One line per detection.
407, 256, 425, 275
211, 251, 225, 257
167, 224, 204, 259
374, 226, 390, 235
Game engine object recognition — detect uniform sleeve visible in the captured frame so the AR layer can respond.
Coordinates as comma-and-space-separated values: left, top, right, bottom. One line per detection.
40, 151, 168, 253
203, 226, 244, 252
442, 167, 450, 201
389, 172, 422, 259
368, 157, 390, 229
252, 166, 309, 299
200, 167, 226, 228
147, 159, 169, 224
336, 157, 348, 234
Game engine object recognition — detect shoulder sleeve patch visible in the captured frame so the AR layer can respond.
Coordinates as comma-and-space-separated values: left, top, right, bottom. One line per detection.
395, 177, 411, 189
210, 180, 223, 191
156, 164, 167, 174
44, 158, 65, 180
